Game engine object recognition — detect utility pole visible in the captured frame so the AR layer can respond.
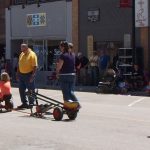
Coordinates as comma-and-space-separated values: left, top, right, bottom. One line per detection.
132, 0, 136, 63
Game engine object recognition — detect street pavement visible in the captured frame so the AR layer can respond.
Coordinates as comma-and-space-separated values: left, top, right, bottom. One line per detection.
0, 87, 150, 150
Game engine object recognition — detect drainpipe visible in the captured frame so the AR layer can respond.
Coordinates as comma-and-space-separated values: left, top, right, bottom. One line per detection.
132, 0, 136, 63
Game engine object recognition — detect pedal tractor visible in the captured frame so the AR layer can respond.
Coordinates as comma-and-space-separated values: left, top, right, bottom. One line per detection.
0, 94, 14, 112
27, 92, 80, 121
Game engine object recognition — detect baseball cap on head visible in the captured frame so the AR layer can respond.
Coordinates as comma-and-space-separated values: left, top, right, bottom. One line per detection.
59, 41, 69, 51
68, 43, 73, 48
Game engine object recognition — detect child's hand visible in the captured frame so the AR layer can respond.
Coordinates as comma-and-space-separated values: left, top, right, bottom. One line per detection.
29, 75, 34, 83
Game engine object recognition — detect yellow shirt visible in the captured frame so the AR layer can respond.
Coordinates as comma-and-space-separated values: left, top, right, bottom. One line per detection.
19, 48, 38, 73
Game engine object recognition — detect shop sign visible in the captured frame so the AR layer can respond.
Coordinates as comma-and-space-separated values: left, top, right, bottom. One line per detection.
119, 0, 132, 8
27, 13, 46, 27
88, 9, 100, 22
135, 0, 148, 27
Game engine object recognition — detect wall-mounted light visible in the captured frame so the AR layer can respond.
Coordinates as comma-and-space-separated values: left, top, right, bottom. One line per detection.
22, 0, 27, 9
7, 6, 11, 10
37, 0, 41, 8
37, 3, 40, 7
8, 0, 12, 10
22, 4, 25, 9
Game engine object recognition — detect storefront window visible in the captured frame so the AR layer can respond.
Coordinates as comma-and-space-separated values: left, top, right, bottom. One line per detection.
14, 0, 24, 5
94, 41, 122, 63
26, 39, 61, 71
27, 0, 36, 4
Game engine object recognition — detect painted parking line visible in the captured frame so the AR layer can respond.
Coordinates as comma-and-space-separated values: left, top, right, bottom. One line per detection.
128, 97, 145, 107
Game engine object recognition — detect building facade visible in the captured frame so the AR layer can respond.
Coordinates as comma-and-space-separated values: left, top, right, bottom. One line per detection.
0, 0, 10, 57
73, 0, 150, 70
2, 0, 150, 85
5, 0, 72, 84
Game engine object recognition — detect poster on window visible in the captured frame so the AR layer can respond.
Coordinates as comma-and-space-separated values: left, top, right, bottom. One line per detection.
33, 45, 44, 71
135, 0, 148, 27
27, 13, 46, 27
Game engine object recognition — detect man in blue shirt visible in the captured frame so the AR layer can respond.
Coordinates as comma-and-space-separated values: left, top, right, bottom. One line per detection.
98, 50, 110, 80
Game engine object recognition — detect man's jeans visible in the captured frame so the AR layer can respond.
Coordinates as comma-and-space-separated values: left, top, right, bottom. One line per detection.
18, 72, 35, 105
59, 75, 78, 102
89, 66, 99, 86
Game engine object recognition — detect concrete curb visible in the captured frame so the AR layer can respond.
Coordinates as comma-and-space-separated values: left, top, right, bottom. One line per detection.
12, 83, 149, 96
12, 83, 96, 93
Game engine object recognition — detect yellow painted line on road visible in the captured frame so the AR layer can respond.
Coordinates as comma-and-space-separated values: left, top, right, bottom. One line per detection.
128, 97, 145, 107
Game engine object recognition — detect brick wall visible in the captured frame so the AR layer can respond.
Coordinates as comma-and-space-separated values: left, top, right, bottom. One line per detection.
0, 0, 9, 44
72, 0, 79, 53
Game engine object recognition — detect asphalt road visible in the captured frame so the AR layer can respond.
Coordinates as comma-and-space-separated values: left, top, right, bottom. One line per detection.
0, 88, 150, 150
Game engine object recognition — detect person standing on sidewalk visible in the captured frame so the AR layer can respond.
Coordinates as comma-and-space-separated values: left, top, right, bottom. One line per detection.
56, 41, 80, 107
77, 52, 89, 85
68, 43, 80, 85
17, 43, 38, 109
88, 51, 99, 86
98, 49, 110, 81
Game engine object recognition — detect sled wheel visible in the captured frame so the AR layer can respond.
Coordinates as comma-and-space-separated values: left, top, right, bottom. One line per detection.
67, 111, 78, 120
5, 100, 14, 111
53, 107, 63, 121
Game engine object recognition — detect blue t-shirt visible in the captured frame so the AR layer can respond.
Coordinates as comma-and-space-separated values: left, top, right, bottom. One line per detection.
59, 52, 75, 74
99, 55, 110, 70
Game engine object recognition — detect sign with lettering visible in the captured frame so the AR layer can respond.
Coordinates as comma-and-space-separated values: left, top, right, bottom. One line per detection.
120, 0, 131, 8
88, 9, 100, 22
135, 0, 148, 27
27, 13, 46, 27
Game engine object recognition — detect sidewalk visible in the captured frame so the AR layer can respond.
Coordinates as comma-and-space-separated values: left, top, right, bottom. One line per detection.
12, 82, 149, 96
12, 82, 97, 93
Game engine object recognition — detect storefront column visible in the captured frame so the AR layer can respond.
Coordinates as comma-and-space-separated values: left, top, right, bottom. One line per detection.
140, 27, 149, 70
5, 8, 11, 59
72, 0, 79, 53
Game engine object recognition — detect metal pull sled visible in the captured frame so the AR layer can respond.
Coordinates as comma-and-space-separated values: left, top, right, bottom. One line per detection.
26, 91, 80, 121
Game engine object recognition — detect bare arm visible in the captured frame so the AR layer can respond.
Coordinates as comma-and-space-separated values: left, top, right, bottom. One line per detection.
31, 66, 38, 77
29, 66, 38, 82
56, 59, 64, 75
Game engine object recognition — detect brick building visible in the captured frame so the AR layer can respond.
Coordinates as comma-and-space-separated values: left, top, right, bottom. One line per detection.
74, 0, 150, 70
5, 0, 72, 84
1, 0, 150, 82
0, 0, 9, 57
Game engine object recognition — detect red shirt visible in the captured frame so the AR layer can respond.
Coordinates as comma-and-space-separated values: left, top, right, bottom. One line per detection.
0, 81, 11, 99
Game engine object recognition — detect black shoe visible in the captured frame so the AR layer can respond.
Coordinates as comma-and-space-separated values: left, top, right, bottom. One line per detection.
17, 104, 29, 109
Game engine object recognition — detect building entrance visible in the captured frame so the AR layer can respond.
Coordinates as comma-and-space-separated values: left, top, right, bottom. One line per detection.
26, 39, 61, 72
20, 39, 62, 85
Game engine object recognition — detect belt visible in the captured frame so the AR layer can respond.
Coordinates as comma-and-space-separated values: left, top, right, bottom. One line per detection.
59, 73, 76, 75
19, 72, 32, 75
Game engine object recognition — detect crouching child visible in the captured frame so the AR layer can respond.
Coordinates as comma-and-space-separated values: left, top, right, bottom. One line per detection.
0, 72, 13, 111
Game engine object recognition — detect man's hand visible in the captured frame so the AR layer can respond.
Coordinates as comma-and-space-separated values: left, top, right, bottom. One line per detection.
29, 75, 35, 83
16, 73, 19, 82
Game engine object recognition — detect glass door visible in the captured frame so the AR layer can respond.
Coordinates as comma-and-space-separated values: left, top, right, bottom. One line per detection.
25, 39, 61, 71
26, 39, 48, 71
